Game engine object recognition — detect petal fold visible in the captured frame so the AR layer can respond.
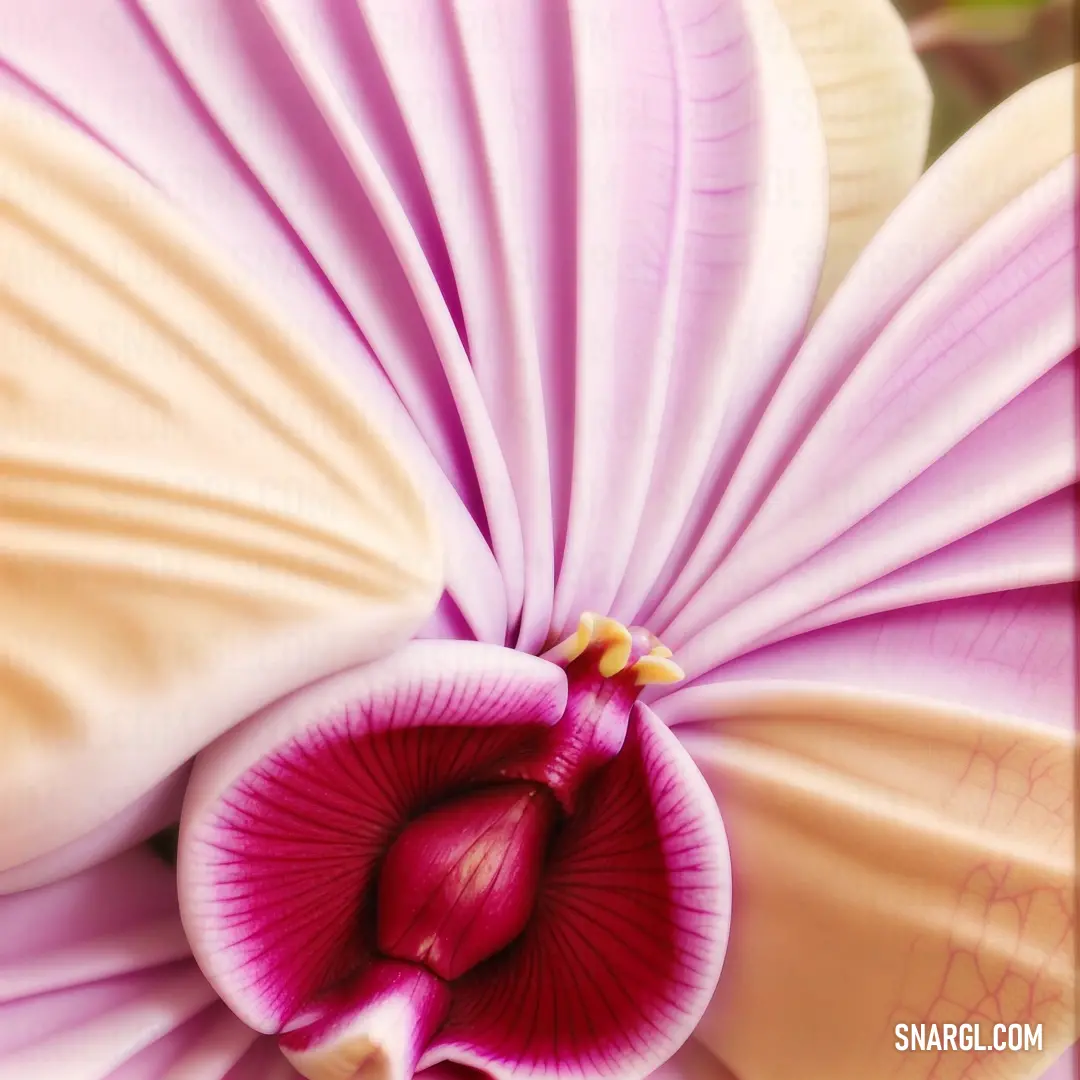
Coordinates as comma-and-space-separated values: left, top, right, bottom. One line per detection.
0, 849, 301, 1079
0, 764, 189, 895
659, 145, 1077, 682
0, 0, 506, 644
654, 65, 1076, 647
0, 94, 441, 873
660, 583, 1075, 734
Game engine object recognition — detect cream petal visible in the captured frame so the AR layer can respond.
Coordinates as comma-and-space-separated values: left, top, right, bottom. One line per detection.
0, 95, 441, 875
770, 0, 932, 310
680, 693, 1074, 1080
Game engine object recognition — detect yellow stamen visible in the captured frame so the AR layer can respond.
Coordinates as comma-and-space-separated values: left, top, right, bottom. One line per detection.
631, 656, 685, 686
544, 613, 683, 685
593, 617, 633, 677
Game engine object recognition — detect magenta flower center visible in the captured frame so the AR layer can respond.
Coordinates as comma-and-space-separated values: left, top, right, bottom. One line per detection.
373, 620, 676, 987
179, 618, 727, 1080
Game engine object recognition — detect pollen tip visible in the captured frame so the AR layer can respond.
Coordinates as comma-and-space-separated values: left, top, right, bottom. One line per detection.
632, 655, 685, 686
594, 618, 633, 676
649, 644, 673, 660
542, 612, 597, 665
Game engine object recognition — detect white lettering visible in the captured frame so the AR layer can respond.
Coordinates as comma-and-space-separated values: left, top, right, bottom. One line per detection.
895, 1023, 1044, 1054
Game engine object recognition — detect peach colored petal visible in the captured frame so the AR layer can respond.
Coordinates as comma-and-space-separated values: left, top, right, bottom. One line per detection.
0, 95, 442, 878
682, 691, 1074, 1080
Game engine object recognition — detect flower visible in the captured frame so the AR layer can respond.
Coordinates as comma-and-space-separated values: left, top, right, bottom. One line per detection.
0, 1, 1074, 1079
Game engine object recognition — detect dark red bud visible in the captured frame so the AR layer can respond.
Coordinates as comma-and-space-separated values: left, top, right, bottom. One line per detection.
376, 782, 557, 981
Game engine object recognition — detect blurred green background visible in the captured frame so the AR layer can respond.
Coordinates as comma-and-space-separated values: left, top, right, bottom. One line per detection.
895, 0, 1074, 161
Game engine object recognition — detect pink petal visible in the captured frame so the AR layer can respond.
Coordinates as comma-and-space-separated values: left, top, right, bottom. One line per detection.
652, 70, 1075, 638
1041, 1049, 1078, 1080
431, 704, 730, 1080
659, 583, 1075, 735
346, 0, 556, 647
136, 0, 525, 630
652, 356, 1076, 726
550, 0, 760, 630
658, 154, 1076, 680
0, 849, 301, 1080
608, 0, 828, 629
687, 364, 1077, 667
178, 642, 566, 1033
764, 484, 1076, 644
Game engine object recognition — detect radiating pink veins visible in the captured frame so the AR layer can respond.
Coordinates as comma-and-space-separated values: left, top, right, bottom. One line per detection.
178, 632, 730, 1080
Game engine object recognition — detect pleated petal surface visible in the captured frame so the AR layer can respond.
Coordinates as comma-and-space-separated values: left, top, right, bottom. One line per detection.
0, 0, 833, 649
0, 849, 302, 1080
0, 95, 441, 877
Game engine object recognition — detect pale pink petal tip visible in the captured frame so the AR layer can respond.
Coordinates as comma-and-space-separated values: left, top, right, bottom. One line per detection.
0, 765, 190, 896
